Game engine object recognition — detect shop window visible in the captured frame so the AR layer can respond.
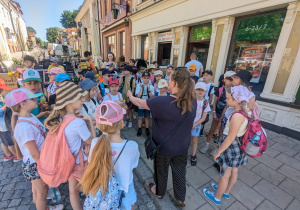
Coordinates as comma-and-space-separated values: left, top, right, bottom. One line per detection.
141, 35, 149, 61
106, 35, 116, 55
227, 11, 286, 96
190, 23, 212, 41
120, 31, 125, 56
173, 48, 179, 67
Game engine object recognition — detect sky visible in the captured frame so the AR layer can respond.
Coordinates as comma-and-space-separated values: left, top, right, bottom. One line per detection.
19, 0, 84, 41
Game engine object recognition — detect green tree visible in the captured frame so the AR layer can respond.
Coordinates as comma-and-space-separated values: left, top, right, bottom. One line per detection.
41, 41, 49, 49
60, 9, 79, 28
36, 37, 42, 46
26, 26, 36, 35
46, 27, 60, 43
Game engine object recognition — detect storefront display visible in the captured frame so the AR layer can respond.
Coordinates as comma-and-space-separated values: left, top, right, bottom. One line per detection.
228, 11, 286, 94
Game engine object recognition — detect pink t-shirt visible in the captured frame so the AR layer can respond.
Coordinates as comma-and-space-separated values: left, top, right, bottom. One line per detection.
150, 75, 155, 83
194, 99, 211, 123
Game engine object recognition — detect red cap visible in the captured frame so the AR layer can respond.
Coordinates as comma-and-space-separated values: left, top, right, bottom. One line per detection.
0, 78, 12, 90
108, 77, 119, 86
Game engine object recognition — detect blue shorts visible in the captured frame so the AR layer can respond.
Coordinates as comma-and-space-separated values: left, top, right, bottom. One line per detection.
121, 182, 137, 210
191, 124, 201, 137
138, 109, 150, 118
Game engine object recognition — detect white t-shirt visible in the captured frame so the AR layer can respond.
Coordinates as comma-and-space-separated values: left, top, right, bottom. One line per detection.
135, 84, 155, 100
89, 138, 139, 193
64, 116, 91, 164
194, 100, 211, 123
47, 82, 57, 95
79, 99, 98, 118
185, 60, 203, 77
204, 83, 214, 101
14, 114, 46, 164
225, 92, 255, 119
103, 93, 123, 102
0, 105, 7, 132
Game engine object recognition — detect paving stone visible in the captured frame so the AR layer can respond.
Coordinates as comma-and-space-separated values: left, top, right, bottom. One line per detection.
226, 201, 248, 210
21, 197, 33, 205
146, 201, 157, 210
276, 153, 300, 171
186, 165, 211, 190
11, 175, 25, 183
204, 166, 220, 183
277, 164, 300, 184
244, 157, 259, 170
267, 139, 277, 147
21, 190, 32, 198
253, 179, 293, 209
256, 154, 283, 170
196, 153, 215, 171
168, 182, 206, 210
135, 160, 153, 180
251, 163, 285, 186
0, 192, 3, 200
294, 152, 300, 161
17, 205, 31, 210
256, 199, 281, 210
138, 145, 147, 159
8, 198, 22, 207
0, 200, 10, 208
278, 178, 300, 200
197, 203, 214, 210
286, 199, 300, 210
265, 130, 279, 140
238, 166, 262, 187
15, 181, 31, 190
271, 142, 298, 156
230, 180, 264, 209
264, 146, 280, 157
0, 177, 11, 186
11, 189, 24, 199
2, 190, 14, 200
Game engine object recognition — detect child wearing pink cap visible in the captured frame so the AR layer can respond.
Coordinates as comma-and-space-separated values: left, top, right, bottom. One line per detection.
5, 88, 63, 210
203, 85, 251, 206
82, 101, 139, 209
45, 67, 64, 99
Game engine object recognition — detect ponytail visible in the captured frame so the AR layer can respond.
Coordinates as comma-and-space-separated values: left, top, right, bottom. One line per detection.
10, 105, 23, 159
44, 108, 67, 131
171, 68, 195, 115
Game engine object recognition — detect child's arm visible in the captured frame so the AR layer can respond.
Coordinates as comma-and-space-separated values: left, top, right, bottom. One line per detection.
136, 84, 143, 98
25, 141, 40, 163
212, 97, 218, 119
79, 114, 96, 145
127, 91, 150, 110
148, 84, 154, 98
220, 106, 228, 122
209, 93, 213, 105
193, 111, 208, 128
248, 96, 255, 110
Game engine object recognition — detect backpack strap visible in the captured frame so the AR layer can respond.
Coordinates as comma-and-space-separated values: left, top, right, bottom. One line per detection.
107, 93, 112, 101
229, 110, 249, 121
218, 87, 224, 101
83, 104, 88, 114
117, 93, 122, 101
114, 140, 128, 165
16, 120, 45, 136
208, 84, 214, 96
91, 98, 97, 105
201, 99, 208, 116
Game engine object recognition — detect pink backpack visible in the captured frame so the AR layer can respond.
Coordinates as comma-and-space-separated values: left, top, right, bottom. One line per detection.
37, 115, 81, 187
251, 102, 260, 120
230, 110, 267, 158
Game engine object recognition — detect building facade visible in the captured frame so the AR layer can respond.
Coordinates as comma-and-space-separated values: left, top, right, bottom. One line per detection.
0, 0, 28, 66
130, 0, 300, 138
59, 28, 79, 51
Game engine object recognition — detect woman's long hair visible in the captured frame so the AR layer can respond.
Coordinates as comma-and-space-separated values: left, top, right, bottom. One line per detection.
10, 104, 23, 159
171, 67, 195, 115
80, 112, 122, 197
44, 108, 67, 131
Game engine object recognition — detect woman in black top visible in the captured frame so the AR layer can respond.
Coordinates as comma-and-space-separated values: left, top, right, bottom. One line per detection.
127, 68, 196, 207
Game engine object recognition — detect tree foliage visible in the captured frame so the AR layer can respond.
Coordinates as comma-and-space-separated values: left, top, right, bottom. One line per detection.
26, 26, 36, 35
60, 9, 79, 28
46, 27, 60, 43
36, 37, 42, 46
41, 41, 48, 49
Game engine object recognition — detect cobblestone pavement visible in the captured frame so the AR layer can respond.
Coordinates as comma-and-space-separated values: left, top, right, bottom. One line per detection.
1, 115, 300, 210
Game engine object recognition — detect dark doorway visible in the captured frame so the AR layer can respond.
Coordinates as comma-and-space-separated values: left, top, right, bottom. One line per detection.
157, 42, 172, 66
186, 41, 210, 70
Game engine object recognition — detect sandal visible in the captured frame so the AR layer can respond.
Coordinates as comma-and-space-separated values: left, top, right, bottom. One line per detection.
148, 183, 163, 199
177, 200, 186, 207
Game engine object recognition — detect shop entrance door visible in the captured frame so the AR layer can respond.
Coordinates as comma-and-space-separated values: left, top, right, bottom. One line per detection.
157, 42, 172, 66
187, 42, 210, 70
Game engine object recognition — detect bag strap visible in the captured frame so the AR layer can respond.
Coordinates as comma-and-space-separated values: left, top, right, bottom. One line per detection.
229, 110, 249, 121
83, 104, 88, 114
114, 140, 128, 165
16, 119, 45, 135
201, 99, 208, 116
218, 87, 224, 101
107, 93, 112, 100
157, 112, 189, 150
91, 98, 97, 105
117, 93, 122, 101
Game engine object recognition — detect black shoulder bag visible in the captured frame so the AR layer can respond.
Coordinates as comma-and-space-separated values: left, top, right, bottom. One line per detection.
145, 112, 189, 160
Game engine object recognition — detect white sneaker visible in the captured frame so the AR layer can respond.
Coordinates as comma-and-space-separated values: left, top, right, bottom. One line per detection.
210, 147, 218, 156
124, 120, 127, 126
133, 115, 137, 119
128, 121, 133, 128
48, 204, 64, 210
200, 144, 209, 154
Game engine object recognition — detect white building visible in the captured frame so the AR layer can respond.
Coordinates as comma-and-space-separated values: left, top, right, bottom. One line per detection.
0, 0, 28, 67
130, 0, 300, 138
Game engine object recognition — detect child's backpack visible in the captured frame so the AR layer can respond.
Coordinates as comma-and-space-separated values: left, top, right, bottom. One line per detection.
252, 102, 260, 120
119, 76, 134, 94
107, 93, 122, 101
79, 60, 91, 70
37, 115, 81, 187
230, 110, 267, 158
98, 83, 106, 97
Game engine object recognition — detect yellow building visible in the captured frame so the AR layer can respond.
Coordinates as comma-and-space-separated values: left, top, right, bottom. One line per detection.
130, 0, 300, 138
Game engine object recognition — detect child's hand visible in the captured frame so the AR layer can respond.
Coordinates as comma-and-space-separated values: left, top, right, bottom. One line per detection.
38, 111, 50, 117
192, 124, 196, 130
213, 151, 221, 162
83, 145, 90, 155
78, 114, 92, 124
127, 91, 133, 98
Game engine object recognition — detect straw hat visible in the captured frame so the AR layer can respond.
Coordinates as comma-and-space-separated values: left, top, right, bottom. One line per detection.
54, 81, 87, 110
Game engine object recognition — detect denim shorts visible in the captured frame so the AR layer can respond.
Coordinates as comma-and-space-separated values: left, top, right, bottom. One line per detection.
138, 109, 150, 118
22, 159, 40, 182
191, 124, 201, 137
121, 182, 137, 210
0, 131, 14, 146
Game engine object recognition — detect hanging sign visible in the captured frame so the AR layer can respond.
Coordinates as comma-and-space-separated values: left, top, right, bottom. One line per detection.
158, 32, 173, 42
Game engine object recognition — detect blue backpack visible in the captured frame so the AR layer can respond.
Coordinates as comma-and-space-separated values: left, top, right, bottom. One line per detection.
98, 83, 106, 97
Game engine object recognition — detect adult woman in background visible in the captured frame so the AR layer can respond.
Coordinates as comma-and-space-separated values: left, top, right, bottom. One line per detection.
102, 52, 117, 69
127, 68, 196, 207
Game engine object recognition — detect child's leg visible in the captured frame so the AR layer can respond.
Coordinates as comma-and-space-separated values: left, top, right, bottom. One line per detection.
145, 117, 149, 128
224, 168, 238, 194
129, 110, 133, 122
192, 136, 198, 156
8, 145, 17, 157
138, 117, 142, 128
215, 167, 232, 200
31, 179, 48, 210
69, 179, 82, 210
205, 119, 219, 143
1, 143, 12, 157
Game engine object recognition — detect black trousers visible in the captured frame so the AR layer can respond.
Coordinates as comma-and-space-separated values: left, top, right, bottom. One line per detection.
153, 152, 187, 202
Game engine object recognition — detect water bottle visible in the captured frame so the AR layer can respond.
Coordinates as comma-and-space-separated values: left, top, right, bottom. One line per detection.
250, 131, 261, 146
51, 187, 61, 203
